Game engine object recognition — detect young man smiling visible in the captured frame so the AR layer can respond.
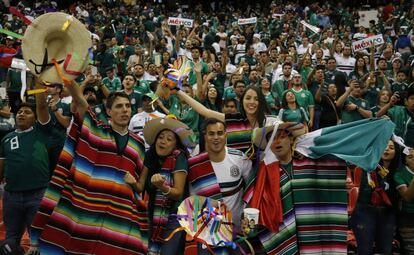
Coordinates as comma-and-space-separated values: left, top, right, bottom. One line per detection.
187, 118, 253, 254
29, 81, 149, 254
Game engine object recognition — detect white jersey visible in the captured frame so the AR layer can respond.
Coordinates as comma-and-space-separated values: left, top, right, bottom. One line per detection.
335, 55, 356, 76
128, 110, 165, 148
210, 148, 252, 229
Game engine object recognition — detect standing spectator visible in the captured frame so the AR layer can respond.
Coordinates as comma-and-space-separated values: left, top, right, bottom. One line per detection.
46, 83, 72, 172
290, 73, 314, 128
315, 83, 340, 128
336, 80, 372, 124
335, 44, 356, 77
187, 118, 252, 254
129, 93, 165, 145
272, 62, 293, 100
125, 117, 191, 255
278, 90, 309, 128
0, 83, 51, 249
394, 148, 414, 255
0, 36, 17, 83
121, 74, 142, 116
102, 67, 122, 92
29, 83, 149, 254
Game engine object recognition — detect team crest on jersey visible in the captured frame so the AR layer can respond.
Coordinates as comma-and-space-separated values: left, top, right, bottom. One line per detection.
301, 93, 306, 98
230, 165, 240, 177
131, 98, 136, 105
95, 107, 101, 113
361, 102, 366, 108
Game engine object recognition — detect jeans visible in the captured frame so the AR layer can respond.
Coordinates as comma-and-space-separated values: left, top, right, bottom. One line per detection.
350, 204, 396, 255
3, 188, 46, 244
398, 212, 414, 255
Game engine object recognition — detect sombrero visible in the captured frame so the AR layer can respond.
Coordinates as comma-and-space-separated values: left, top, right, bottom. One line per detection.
22, 12, 91, 84
252, 122, 306, 150
143, 117, 194, 148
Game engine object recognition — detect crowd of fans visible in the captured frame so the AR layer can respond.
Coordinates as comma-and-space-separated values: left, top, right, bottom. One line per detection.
0, 0, 414, 254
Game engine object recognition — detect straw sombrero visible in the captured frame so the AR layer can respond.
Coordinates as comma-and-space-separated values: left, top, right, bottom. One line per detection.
143, 117, 194, 148
22, 12, 91, 84
252, 122, 306, 150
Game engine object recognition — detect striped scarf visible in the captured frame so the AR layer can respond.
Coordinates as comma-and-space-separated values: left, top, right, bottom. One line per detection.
150, 150, 181, 242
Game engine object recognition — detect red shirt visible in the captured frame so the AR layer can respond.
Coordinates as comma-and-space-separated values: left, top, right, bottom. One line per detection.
0, 46, 17, 68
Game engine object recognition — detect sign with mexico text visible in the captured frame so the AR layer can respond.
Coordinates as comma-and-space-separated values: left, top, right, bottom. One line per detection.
238, 17, 257, 25
168, 17, 194, 28
352, 34, 384, 52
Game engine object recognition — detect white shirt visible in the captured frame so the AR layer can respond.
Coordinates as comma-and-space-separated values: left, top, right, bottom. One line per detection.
208, 148, 252, 230
128, 110, 165, 148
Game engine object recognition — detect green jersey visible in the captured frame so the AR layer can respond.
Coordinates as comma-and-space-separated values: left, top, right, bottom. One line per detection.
188, 60, 209, 86
135, 80, 152, 95
49, 100, 72, 148
291, 88, 314, 116
394, 166, 414, 213
341, 96, 370, 124
0, 122, 52, 191
124, 90, 143, 116
7, 69, 22, 93
102, 76, 122, 92
170, 103, 199, 144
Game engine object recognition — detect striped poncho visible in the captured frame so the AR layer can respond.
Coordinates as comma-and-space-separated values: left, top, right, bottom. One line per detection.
256, 158, 348, 255
30, 109, 149, 255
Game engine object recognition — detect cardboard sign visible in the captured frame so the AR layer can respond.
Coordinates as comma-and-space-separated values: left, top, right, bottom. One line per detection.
167, 17, 194, 28
352, 34, 384, 52
237, 17, 257, 25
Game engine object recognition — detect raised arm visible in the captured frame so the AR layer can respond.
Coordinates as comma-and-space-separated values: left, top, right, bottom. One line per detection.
34, 80, 50, 124
67, 80, 89, 120
176, 90, 224, 121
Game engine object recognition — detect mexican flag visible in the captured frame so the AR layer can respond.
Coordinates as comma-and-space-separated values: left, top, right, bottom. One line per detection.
295, 118, 395, 172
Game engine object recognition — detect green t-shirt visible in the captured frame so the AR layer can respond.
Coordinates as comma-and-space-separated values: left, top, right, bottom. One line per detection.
0, 122, 52, 191
49, 100, 72, 148
188, 61, 209, 86
7, 69, 22, 93
299, 67, 313, 86
102, 77, 122, 92
272, 79, 290, 100
364, 85, 382, 108
135, 80, 152, 95
394, 166, 414, 213
291, 89, 314, 116
341, 96, 370, 124
126, 91, 142, 116
169, 103, 200, 144
278, 107, 308, 123
263, 91, 279, 115
387, 106, 414, 146
92, 104, 109, 125
239, 54, 258, 68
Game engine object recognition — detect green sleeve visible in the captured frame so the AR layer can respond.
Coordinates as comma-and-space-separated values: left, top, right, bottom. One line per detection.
394, 169, 406, 187
173, 153, 188, 174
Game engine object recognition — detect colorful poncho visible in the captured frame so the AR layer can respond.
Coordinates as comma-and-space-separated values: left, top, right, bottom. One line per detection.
30, 109, 148, 255
256, 158, 348, 255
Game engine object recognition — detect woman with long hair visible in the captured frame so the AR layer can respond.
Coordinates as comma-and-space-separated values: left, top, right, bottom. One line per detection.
349, 56, 369, 81
175, 85, 272, 154
260, 77, 280, 115
125, 117, 192, 255
277, 90, 309, 128
370, 89, 392, 116
350, 139, 400, 255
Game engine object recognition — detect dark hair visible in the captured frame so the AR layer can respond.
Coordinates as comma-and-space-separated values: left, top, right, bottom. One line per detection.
145, 128, 189, 176
282, 62, 292, 69
233, 80, 246, 88
105, 66, 114, 73
124, 73, 136, 82
222, 97, 237, 107
201, 118, 226, 134
133, 63, 144, 69
239, 86, 270, 127
354, 56, 368, 73
327, 57, 336, 63
380, 139, 401, 170
17, 102, 36, 117
106, 92, 130, 109
281, 89, 299, 109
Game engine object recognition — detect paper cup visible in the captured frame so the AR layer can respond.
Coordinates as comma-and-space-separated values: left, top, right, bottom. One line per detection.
243, 208, 259, 229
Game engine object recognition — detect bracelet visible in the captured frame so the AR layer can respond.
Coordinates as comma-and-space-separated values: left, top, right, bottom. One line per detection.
161, 186, 171, 196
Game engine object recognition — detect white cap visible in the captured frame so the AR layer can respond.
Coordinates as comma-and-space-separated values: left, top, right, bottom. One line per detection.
253, 33, 261, 39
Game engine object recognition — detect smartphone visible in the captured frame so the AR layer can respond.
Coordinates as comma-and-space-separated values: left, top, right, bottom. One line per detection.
91, 66, 98, 76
